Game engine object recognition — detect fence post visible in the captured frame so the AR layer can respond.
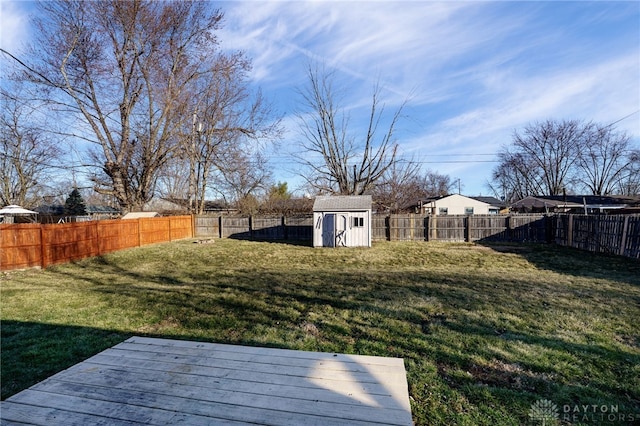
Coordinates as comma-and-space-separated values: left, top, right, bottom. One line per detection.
430, 216, 437, 241
567, 215, 574, 247
94, 221, 101, 256
465, 216, 472, 242
40, 225, 47, 269
137, 218, 142, 247
249, 215, 253, 238
282, 216, 288, 240
423, 216, 429, 241
384, 216, 390, 241
619, 215, 630, 256
409, 213, 414, 240
191, 214, 196, 238
545, 215, 553, 244
219, 216, 224, 239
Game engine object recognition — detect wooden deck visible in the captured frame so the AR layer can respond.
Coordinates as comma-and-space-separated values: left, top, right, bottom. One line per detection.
1, 336, 413, 425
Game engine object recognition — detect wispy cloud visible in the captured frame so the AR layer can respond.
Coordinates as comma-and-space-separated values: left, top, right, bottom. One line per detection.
0, 1, 30, 59
216, 1, 639, 193
3, 0, 638, 195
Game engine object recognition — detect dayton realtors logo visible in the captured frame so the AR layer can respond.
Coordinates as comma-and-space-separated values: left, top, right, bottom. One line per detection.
561, 403, 639, 423
528, 399, 559, 425
529, 399, 639, 424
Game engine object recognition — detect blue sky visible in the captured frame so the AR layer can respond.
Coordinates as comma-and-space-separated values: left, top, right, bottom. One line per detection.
2, 1, 639, 197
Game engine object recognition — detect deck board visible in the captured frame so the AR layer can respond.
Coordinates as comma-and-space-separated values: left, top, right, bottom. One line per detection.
1, 336, 413, 425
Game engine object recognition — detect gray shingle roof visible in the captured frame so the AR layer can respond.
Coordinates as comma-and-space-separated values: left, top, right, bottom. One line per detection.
313, 195, 372, 211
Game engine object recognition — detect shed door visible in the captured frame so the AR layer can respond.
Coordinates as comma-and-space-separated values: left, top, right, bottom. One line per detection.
322, 214, 336, 247
348, 212, 368, 246
322, 213, 348, 247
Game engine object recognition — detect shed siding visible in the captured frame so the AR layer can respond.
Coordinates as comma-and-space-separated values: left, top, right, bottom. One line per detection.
313, 195, 372, 248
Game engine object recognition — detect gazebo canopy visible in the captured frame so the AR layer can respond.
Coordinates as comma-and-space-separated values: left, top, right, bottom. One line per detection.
0, 205, 38, 215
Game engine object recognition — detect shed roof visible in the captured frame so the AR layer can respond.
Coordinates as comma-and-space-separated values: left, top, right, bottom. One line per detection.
121, 212, 160, 219
313, 195, 372, 211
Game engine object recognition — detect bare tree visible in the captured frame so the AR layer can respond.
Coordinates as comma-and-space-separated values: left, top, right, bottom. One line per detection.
11, 1, 232, 212
0, 86, 62, 207
615, 149, 640, 195
490, 120, 587, 198
295, 64, 405, 195
184, 63, 281, 214
576, 124, 635, 195
489, 149, 541, 202
490, 119, 639, 199
211, 148, 273, 207
372, 160, 421, 213
373, 161, 453, 213
421, 170, 454, 198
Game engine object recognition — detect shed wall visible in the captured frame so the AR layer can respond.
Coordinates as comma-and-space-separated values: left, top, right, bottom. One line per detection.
313, 210, 371, 247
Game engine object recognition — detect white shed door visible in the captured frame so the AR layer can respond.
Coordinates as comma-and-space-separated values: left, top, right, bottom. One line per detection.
348, 212, 368, 246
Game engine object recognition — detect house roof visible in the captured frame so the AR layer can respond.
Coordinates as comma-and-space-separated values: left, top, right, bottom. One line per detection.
538, 195, 640, 206
421, 194, 498, 207
511, 195, 640, 210
313, 195, 372, 211
34, 204, 120, 215
121, 212, 160, 219
511, 196, 582, 209
469, 196, 506, 208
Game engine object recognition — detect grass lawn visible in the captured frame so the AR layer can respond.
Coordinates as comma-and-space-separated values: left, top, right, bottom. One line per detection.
1, 239, 639, 425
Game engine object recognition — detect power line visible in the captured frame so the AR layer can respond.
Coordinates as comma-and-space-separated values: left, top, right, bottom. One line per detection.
0, 152, 97, 171
604, 110, 640, 128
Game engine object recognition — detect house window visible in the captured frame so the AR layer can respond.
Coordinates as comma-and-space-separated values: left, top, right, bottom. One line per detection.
439, 207, 448, 215
464, 207, 474, 215
352, 217, 364, 227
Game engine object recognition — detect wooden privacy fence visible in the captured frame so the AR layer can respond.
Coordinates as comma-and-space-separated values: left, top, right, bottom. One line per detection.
554, 214, 640, 258
1, 216, 193, 271
195, 215, 313, 241
196, 214, 549, 243
195, 213, 639, 259
373, 214, 550, 243
3, 214, 638, 270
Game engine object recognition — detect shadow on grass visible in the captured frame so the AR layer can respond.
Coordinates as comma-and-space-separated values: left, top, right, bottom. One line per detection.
477, 241, 640, 288
227, 235, 313, 247
4, 241, 640, 423
228, 235, 313, 247
0, 320, 128, 400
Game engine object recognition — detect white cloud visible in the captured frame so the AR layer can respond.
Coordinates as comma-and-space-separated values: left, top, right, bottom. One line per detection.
0, 1, 30, 56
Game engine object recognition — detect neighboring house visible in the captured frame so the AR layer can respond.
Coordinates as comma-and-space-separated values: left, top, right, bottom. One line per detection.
418, 194, 501, 215
144, 198, 186, 214
34, 204, 120, 223
510, 195, 640, 214
151, 198, 239, 215
313, 195, 372, 248
469, 196, 508, 213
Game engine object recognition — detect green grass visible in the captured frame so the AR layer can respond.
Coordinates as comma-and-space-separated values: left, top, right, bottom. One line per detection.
1, 239, 639, 425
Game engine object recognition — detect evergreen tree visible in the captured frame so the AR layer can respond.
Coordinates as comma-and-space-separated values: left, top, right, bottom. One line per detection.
64, 188, 87, 216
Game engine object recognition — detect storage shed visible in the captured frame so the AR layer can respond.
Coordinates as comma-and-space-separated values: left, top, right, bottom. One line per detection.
313, 195, 372, 248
